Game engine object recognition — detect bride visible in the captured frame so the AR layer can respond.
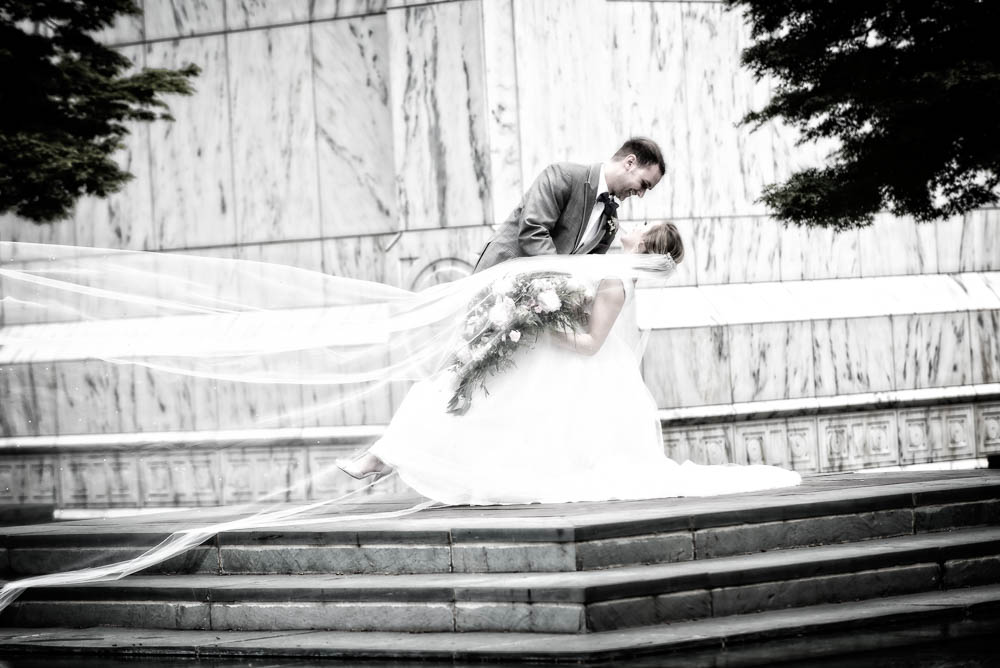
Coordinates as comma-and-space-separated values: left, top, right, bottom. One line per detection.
338, 222, 801, 504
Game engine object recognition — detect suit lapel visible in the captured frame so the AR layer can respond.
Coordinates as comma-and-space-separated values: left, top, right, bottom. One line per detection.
573, 163, 602, 252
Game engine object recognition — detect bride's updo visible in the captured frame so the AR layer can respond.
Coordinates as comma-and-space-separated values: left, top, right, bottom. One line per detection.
641, 222, 684, 263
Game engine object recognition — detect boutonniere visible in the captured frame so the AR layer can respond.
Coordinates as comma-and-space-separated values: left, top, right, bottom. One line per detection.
606, 216, 618, 235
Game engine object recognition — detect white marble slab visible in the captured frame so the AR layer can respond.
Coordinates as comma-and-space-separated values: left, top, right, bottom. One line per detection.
323, 234, 391, 285
780, 224, 861, 281
312, 0, 388, 20
215, 368, 305, 430
145, 35, 236, 250
482, 0, 521, 227
605, 1, 683, 222
813, 316, 895, 397
0, 364, 57, 436
729, 321, 813, 403
512, 0, 621, 187
228, 25, 320, 243
971, 310, 1000, 385
144, 0, 225, 40
132, 365, 219, 431
312, 16, 397, 237
226, 0, 309, 29
937, 209, 1000, 274
385, 225, 496, 289
0, 213, 77, 246
858, 214, 937, 278
691, 216, 782, 285
69, 46, 155, 250
92, 6, 144, 44
892, 312, 972, 390
643, 326, 732, 408
55, 361, 135, 435
388, 1, 492, 229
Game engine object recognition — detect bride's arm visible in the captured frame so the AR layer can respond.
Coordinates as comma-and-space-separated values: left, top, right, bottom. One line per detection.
550, 279, 625, 356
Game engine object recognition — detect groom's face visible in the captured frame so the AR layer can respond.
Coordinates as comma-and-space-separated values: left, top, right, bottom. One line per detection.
610, 156, 663, 201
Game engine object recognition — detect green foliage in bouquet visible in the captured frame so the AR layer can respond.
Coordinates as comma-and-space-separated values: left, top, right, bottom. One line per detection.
447, 272, 591, 415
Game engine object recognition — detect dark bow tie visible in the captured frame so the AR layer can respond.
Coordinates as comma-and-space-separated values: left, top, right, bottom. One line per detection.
598, 192, 618, 217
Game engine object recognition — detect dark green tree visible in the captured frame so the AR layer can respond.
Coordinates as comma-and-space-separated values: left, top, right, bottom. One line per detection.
726, 0, 1000, 229
0, 0, 198, 222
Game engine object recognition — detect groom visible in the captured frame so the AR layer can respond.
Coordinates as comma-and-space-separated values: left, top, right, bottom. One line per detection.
474, 137, 665, 272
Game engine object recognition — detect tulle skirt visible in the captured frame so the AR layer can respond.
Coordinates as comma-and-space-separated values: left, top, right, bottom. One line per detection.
370, 333, 801, 505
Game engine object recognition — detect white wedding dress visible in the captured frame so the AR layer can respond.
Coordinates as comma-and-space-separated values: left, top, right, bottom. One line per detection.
370, 280, 800, 505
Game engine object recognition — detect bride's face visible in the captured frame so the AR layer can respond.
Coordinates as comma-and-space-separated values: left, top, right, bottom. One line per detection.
620, 221, 651, 253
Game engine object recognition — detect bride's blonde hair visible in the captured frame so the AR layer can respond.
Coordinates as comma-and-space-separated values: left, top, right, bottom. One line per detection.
641, 222, 684, 263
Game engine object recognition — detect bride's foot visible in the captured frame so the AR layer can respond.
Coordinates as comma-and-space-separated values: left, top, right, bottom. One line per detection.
336, 451, 391, 481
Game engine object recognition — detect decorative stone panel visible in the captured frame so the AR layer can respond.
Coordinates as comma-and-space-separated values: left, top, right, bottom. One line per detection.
898, 406, 976, 465
57, 453, 140, 508
221, 447, 308, 504
733, 418, 820, 474
139, 452, 222, 507
819, 411, 899, 472
977, 403, 1000, 456
662, 426, 734, 465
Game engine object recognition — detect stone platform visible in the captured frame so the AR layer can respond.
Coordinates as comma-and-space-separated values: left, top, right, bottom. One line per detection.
0, 469, 999, 664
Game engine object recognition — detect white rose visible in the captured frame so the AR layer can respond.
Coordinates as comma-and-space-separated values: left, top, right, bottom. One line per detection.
456, 346, 472, 365
492, 276, 516, 296
536, 289, 562, 313
509, 329, 521, 343
488, 296, 515, 327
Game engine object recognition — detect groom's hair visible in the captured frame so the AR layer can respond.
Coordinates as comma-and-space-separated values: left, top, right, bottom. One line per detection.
612, 137, 665, 175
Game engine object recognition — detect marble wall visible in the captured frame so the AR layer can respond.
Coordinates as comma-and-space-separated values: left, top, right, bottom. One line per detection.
2, 1, 999, 479
3, 0, 995, 288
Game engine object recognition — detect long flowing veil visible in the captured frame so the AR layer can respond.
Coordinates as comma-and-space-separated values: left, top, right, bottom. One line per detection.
0, 241, 676, 611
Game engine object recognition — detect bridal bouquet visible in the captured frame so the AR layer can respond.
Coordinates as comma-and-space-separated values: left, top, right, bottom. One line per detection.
446, 272, 592, 415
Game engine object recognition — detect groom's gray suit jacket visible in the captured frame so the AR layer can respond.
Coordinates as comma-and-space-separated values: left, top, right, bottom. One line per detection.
474, 162, 615, 272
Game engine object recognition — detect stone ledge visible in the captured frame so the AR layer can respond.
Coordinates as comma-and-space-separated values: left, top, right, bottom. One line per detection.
1, 585, 999, 659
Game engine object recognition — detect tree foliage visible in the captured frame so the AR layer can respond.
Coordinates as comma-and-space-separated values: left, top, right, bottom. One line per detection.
726, 0, 1000, 229
0, 0, 198, 223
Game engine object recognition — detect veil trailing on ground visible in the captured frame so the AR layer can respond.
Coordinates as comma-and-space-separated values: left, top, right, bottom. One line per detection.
0, 241, 676, 611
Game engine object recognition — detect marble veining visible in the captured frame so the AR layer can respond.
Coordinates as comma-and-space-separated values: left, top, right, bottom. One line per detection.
92, 6, 144, 45
146, 36, 236, 250
389, 1, 492, 229
226, 0, 309, 30
385, 226, 495, 289
322, 235, 391, 284
813, 317, 895, 397
937, 209, 1000, 274
692, 216, 782, 285
729, 321, 813, 403
482, 0, 521, 227
144, 0, 225, 41
228, 25, 320, 244
606, 1, 683, 223
312, 16, 397, 237
512, 0, 621, 192
858, 214, 937, 278
780, 224, 861, 281
892, 312, 972, 390
131, 365, 219, 431
971, 310, 1000, 384
643, 326, 732, 408
0, 364, 56, 436
311, 0, 388, 20
55, 361, 134, 435
73, 46, 155, 250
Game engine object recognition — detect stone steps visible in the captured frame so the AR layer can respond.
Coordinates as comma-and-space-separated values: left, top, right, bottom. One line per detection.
4, 526, 999, 633
3, 470, 998, 577
1, 584, 998, 665
1, 470, 998, 662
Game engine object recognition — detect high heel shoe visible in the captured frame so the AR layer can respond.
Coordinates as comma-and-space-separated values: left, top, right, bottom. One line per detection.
336, 452, 392, 482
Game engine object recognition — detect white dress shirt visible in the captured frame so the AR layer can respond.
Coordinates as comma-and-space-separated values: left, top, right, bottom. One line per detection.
575, 165, 616, 253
